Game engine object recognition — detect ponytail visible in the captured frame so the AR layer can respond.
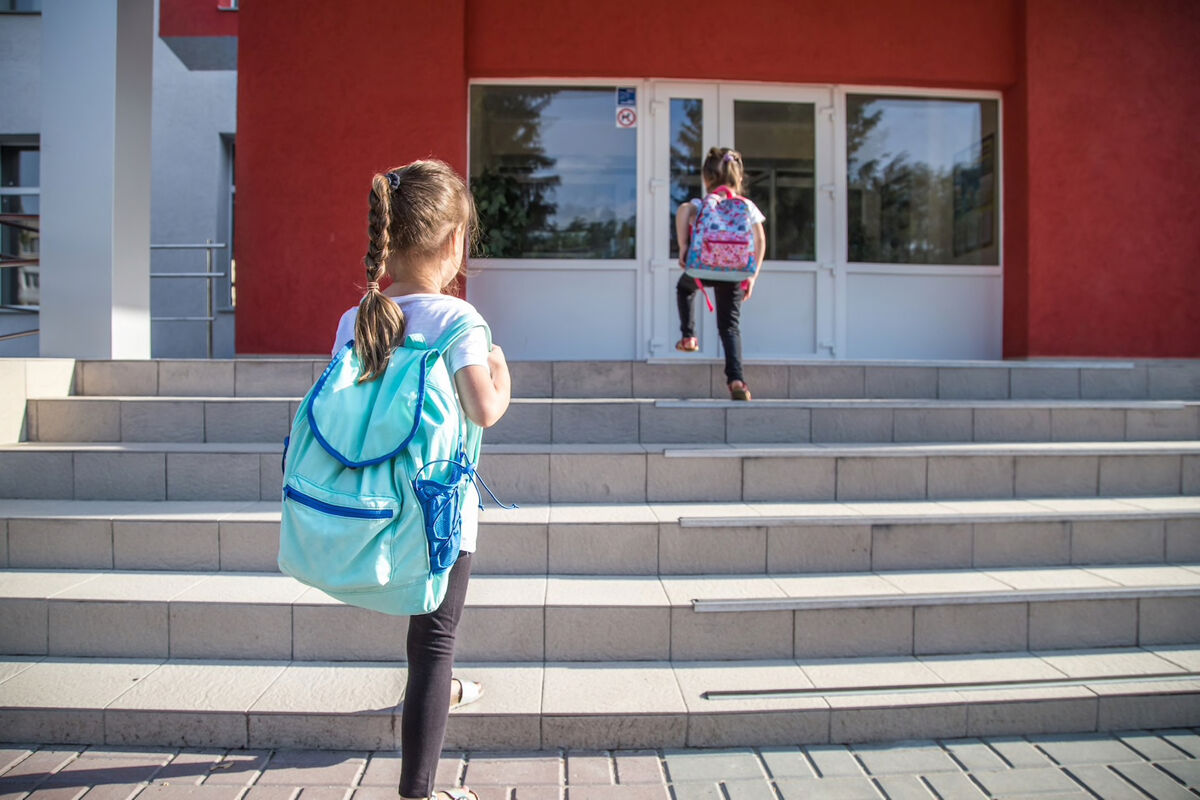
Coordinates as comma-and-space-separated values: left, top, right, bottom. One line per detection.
355, 172, 407, 383
701, 147, 745, 195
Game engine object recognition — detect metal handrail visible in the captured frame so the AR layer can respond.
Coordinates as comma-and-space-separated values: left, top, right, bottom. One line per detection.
150, 240, 228, 358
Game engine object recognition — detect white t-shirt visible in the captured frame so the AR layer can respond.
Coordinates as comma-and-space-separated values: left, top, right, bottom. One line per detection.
333, 293, 490, 554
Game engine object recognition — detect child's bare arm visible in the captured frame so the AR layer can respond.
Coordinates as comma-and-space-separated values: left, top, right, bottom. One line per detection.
675, 203, 697, 267
745, 223, 767, 301
454, 345, 511, 428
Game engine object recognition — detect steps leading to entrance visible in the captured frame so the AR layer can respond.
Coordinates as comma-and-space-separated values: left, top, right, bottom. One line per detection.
2, 356, 1198, 748
3, 649, 1199, 749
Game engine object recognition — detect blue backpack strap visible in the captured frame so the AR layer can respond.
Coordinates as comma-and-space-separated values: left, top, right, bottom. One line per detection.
432, 310, 491, 357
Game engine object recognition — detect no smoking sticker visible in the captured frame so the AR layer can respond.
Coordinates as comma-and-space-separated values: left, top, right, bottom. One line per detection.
616, 107, 637, 129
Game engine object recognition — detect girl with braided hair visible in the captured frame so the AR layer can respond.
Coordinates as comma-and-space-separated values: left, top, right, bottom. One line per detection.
331, 159, 510, 800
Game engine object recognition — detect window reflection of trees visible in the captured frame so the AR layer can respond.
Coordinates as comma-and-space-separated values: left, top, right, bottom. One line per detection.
668, 99, 703, 260
847, 97, 998, 266
469, 87, 636, 259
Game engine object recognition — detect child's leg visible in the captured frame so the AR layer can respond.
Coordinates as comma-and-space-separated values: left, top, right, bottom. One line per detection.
399, 552, 473, 798
712, 280, 746, 385
676, 272, 698, 339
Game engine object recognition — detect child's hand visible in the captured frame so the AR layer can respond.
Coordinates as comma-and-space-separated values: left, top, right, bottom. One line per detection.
743, 277, 756, 302
487, 343, 508, 377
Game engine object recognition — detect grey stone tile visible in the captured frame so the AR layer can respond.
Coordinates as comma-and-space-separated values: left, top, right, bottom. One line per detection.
0, 360, 27, 445
48, 601, 168, 657
726, 406, 810, 445
1011, 368, 1080, 400
648, 454, 740, 503
113, 521, 219, 571
121, 402, 205, 443
863, 367, 937, 399
639, 405, 723, 445
158, 361, 236, 397
790, 367, 864, 400
75, 452, 166, 501
549, 523, 655, 575
508, 361, 552, 398
671, 608, 793, 660
1029, 599, 1137, 650
1014, 456, 1098, 498
81, 361, 158, 397
218, 521, 280, 572
1148, 363, 1200, 400
914, 603, 1027, 655
854, 740, 958, 775
830, 703, 967, 744
255, 750, 368, 786
487, 401, 550, 444
1127, 408, 1199, 441
166, 454, 260, 502
1099, 455, 1181, 496
893, 408, 973, 443
926, 456, 1013, 500
1116, 731, 1194, 762
871, 775, 939, 800
233, 362, 313, 398
563, 751, 612, 786
1166, 518, 1200, 561
871, 524, 971, 570
1030, 733, 1145, 765
967, 695, 1098, 738
259, 454, 283, 501
659, 523, 764, 575
551, 454, 646, 503
662, 748, 763, 782
613, 751, 665, 785
1138, 597, 1200, 645
767, 525, 872, 573
32, 400, 120, 443
982, 736, 1058, 768
632, 363, 709, 399
720, 779, 777, 800
800, 745, 860, 778
811, 409, 893, 444
1061, 765, 1147, 800
1080, 366, 1147, 400
938, 368, 1008, 400
1156, 760, 1200, 789
837, 457, 926, 502
744, 457, 835, 503
970, 767, 1081, 796
920, 772, 988, 799
553, 363, 631, 399
974, 408, 1051, 442
7, 519, 113, 569
973, 521, 1071, 568
291, 605, 408, 661
773, 776, 880, 800
0, 598, 49, 654
1159, 730, 1200, 759
755, 747, 813, 779
0, 452, 74, 499
1050, 408, 1126, 442
475, 454, 549, 504
475, 523, 548, 574
794, 607, 913, 658
1070, 519, 1165, 564
1184, 456, 1200, 494
730, 365, 790, 401
546, 607, 669, 660
198, 750, 271, 785
1111, 762, 1196, 799
204, 402, 291, 443
939, 738, 1008, 772
169, 602, 292, 660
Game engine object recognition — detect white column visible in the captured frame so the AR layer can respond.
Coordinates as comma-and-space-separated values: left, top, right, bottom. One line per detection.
39, 0, 153, 358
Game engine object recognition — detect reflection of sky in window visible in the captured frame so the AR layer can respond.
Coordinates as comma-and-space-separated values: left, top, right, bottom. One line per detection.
535, 90, 637, 225
849, 98, 986, 176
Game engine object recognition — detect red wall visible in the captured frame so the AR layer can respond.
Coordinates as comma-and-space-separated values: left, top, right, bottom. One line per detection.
159, 0, 237, 38
235, 0, 467, 355
1022, 0, 1200, 357
234, 0, 1198, 356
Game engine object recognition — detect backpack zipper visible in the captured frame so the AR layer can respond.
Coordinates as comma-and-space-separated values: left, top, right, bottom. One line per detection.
284, 485, 394, 520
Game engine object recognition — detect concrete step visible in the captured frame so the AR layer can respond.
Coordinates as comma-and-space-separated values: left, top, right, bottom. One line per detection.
3, 565, 1198, 661
3, 440, 1199, 503
3, 647, 1200, 748
1, 497, 1198, 575
25, 395, 1200, 445
61, 358, 1200, 400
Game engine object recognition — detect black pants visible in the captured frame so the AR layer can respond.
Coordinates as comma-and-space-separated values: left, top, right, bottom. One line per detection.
398, 551, 472, 798
676, 272, 745, 385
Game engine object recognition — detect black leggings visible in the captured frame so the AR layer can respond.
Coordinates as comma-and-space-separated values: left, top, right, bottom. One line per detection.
399, 551, 472, 798
676, 272, 746, 385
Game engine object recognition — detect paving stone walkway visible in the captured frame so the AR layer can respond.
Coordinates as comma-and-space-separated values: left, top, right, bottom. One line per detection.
4, 731, 1200, 800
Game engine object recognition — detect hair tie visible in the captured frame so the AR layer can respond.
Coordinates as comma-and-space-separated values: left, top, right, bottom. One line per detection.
385, 172, 401, 191
722, 152, 736, 164
366, 281, 380, 291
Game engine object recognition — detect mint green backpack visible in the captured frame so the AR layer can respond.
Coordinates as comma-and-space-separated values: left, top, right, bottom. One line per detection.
278, 312, 492, 615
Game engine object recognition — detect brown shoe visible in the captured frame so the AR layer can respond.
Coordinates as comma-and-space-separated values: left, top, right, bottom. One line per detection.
675, 337, 699, 352
729, 380, 751, 401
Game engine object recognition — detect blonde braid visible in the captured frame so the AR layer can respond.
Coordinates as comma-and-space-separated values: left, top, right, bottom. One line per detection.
354, 173, 407, 383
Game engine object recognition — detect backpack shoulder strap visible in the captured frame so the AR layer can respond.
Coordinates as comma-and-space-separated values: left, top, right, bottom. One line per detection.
432, 310, 491, 357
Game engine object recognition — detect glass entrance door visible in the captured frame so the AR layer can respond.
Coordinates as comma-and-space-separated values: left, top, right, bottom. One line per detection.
648, 83, 836, 362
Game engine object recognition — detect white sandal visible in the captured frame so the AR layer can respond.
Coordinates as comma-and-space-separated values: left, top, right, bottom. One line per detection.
450, 677, 483, 709
431, 789, 478, 800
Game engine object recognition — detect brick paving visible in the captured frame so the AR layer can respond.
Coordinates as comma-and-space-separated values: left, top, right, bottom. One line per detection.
3, 731, 1200, 800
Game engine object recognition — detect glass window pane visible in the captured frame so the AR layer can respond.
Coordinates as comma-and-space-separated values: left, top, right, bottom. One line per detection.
668, 98, 703, 260
847, 95, 999, 265
734, 100, 816, 262
470, 86, 636, 259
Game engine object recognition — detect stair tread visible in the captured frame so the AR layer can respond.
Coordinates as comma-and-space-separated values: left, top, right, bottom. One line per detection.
2, 646, 1198, 716
3, 496, 1198, 524
5, 564, 1198, 606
